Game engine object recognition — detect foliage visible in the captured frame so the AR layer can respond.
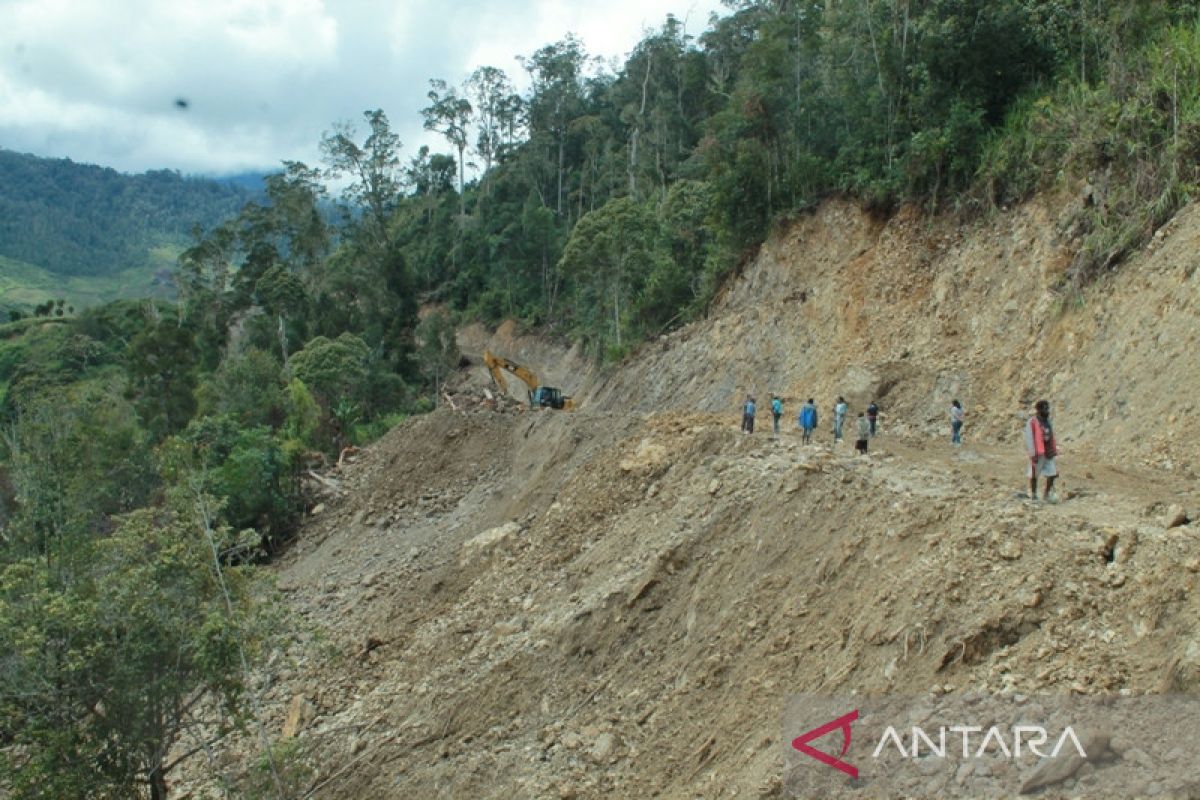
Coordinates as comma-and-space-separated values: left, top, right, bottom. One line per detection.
124, 318, 199, 440
286, 333, 370, 410
0, 148, 253, 279
197, 347, 286, 429
3, 383, 155, 563
414, 310, 461, 401
979, 9, 1200, 285
160, 416, 296, 547
0, 505, 266, 800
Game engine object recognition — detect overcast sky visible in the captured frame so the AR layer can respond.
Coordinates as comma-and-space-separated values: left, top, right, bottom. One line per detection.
0, 0, 727, 177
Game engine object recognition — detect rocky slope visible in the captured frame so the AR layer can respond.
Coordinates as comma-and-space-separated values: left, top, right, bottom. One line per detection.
174, 195, 1200, 799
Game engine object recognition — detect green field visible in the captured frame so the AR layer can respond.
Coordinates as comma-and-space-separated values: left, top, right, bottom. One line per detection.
0, 248, 178, 312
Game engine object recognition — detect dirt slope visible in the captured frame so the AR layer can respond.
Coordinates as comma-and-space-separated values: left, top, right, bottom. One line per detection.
174, 196, 1200, 799
590, 196, 1200, 474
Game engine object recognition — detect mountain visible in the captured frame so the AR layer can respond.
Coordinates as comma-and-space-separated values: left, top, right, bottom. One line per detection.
0, 149, 258, 309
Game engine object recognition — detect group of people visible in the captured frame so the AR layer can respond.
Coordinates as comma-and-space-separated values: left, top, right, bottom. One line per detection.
741, 394, 880, 453
741, 394, 1061, 502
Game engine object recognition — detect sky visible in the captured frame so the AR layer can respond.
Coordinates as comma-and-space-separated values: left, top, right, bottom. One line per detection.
0, 0, 727, 177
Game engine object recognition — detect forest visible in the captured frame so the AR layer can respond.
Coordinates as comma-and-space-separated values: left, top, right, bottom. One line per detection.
0, 149, 255, 279
3, 1, 1200, 796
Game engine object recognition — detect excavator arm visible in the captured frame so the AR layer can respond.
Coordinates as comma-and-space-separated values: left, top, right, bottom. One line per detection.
484, 350, 539, 400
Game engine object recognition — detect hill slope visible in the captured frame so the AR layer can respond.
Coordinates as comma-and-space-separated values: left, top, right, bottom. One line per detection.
0, 149, 257, 308
174, 194, 1200, 798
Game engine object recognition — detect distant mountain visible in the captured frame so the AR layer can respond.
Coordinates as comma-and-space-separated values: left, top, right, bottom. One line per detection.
0, 149, 257, 295
210, 171, 274, 192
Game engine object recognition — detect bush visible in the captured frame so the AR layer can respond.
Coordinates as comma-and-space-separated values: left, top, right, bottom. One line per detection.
161, 416, 297, 548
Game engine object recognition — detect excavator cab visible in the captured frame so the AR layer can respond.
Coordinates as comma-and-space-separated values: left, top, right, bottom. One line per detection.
532, 386, 570, 410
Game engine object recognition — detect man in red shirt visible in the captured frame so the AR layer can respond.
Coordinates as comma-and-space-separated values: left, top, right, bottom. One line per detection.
1024, 399, 1059, 502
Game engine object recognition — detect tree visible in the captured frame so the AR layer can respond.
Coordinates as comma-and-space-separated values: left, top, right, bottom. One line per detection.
465, 66, 518, 193
557, 196, 666, 355
320, 109, 405, 253
422, 79, 473, 219
415, 311, 460, 402
197, 348, 286, 429
161, 416, 295, 543
254, 265, 308, 363
521, 36, 590, 217
3, 383, 154, 567
286, 333, 370, 411
0, 504, 267, 800
125, 319, 198, 440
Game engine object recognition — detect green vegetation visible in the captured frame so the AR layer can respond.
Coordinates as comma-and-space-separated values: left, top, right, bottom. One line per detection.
4, 3, 1200, 796
0, 253, 176, 312
0, 149, 253, 313
377, 0, 1200, 354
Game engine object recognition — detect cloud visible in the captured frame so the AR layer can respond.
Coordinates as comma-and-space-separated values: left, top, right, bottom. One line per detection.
0, 0, 724, 175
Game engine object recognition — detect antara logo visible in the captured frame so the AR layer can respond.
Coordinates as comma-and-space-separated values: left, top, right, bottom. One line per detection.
791, 709, 860, 779
792, 709, 1092, 779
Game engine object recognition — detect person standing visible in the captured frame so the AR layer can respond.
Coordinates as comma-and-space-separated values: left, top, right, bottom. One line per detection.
833, 396, 848, 442
799, 398, 818, 444
771, 395, 783, 436
950, 400, 965, 445
1024, 399, 1059, 502
741, 395, 756, 434
855, 412, 870, 454
867, 401, 879, 437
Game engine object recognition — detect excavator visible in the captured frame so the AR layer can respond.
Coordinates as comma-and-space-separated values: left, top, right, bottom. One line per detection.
483, 350, 577, 410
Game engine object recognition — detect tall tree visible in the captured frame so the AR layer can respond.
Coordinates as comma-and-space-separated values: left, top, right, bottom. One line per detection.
465, 66, 518, 194
521, 36, 590, 217
422, 80, 474, 219
320, 109, 405, 252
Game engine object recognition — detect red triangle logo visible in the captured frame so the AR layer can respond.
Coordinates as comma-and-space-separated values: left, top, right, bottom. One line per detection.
791, 709, 859, 779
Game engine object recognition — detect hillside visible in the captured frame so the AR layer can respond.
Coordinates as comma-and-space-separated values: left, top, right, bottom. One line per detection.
172, 194, 1200, 799
0, 149, 258, 309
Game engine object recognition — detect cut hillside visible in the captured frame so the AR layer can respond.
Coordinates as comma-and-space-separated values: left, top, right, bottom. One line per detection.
174, 196, 1200, 799
588, 196, 1200, 474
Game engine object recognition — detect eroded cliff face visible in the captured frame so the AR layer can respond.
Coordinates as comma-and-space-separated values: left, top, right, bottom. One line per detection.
175, 196, 1200, 799
590, 197, 1199, 475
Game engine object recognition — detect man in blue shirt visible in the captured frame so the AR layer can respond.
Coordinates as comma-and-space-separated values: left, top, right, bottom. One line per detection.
799, 399, 818, 444
741, 395, 756, 434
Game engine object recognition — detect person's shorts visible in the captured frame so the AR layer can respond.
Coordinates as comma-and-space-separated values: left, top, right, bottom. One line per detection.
1028, 456, 1058, 478
855, 439, 868, 453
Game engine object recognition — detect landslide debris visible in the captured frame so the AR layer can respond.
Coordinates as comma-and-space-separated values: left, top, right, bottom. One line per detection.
173, 197, 1200, 798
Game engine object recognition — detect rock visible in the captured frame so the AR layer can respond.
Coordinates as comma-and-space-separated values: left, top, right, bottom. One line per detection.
493, 616, 526, 636
282, 695, 314, 738
460, 521, 520, 565
310, 503, 326, 516
999, 540, 1022, 560
708, 479, 720, 496
1019, 731, 1109, 794
590, 732, 617, 763
1164, 504, 1189, 529
619, 439, 669, 473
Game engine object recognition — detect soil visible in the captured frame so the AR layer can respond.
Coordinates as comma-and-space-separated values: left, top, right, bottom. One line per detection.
172, 194, 1200, 799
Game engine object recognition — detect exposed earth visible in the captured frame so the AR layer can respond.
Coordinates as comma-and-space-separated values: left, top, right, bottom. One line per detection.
175, 194, 1200, 799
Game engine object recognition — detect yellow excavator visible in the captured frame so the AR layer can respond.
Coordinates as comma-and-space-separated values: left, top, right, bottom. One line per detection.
483, 350, 577, 410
